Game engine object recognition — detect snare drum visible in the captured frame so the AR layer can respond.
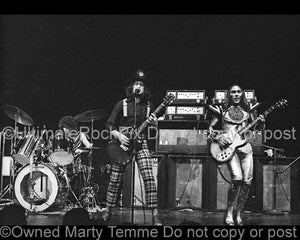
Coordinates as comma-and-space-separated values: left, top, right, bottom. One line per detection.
49, 139, 74, 166
12, 134, 39, 166
14, 163, 69, 212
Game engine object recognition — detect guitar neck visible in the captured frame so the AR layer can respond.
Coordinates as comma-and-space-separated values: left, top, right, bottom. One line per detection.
238, 104, 277, 135
136, 102, 165, 136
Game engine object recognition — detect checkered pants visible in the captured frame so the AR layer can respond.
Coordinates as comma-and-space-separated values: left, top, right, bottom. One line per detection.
106, 141, 158, 208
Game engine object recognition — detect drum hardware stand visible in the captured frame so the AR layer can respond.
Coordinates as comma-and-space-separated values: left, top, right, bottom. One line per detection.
80, 118, 101, 213
0, 125, 18, 203
80, 148, 100, 213
262, 144, 285, 215
73, 108, 107, 212
68, 188, 83, 208
1, 105, 35, 206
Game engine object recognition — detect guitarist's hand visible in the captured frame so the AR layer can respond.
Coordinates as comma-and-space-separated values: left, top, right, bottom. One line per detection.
218, 135, 231, 147
257, 114, 265, 122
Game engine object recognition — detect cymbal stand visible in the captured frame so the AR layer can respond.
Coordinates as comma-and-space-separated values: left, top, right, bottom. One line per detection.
0, 116, 19, 202
88, 118, 94, 183
0, 131, 14, 201
81, 118, 100, 212
0, 131, 3, 195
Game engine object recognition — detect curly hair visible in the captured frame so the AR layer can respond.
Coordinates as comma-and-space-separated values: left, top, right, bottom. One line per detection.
223, 84, 250, 112
58, 116, 78, 131
125, 80, 151, 102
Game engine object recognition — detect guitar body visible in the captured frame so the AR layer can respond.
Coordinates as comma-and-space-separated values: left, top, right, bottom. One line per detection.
106, 134, 143, 164
106, 139, 134, 164
210, 125, 247, 163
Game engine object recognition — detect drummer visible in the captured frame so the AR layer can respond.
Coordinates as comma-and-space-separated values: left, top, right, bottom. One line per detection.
58, 116, 93, 158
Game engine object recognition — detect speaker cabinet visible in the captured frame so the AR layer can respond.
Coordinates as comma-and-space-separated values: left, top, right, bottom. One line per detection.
156, 129, 209, 154
123, 155, 159, 208
215, 164, 231, 210
209, 156, 260, 212
156, 155, 210, 210
214, 163, 258, 211
263, 164, 290, 211
255, 157, 300, 213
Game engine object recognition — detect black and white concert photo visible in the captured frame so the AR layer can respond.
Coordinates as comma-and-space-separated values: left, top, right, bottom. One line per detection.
0, 15, 299, 230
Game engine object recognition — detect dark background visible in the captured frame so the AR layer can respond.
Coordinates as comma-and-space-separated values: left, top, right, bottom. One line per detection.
0, 15, 299, 166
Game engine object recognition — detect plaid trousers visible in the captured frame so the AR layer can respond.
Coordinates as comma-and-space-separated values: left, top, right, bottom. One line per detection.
106, 141, 158, 208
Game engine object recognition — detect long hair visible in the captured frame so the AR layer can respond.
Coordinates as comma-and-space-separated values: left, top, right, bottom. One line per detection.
223, 84, 250, 112
58, 116, 78, 131
125, 81, 151, 102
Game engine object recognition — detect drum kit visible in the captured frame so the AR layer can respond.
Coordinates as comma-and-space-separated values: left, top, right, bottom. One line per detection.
0, 105, 107, 213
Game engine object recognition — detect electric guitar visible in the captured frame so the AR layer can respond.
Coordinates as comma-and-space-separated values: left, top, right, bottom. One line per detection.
106, 94, 175, 164
210, 99, 288, 163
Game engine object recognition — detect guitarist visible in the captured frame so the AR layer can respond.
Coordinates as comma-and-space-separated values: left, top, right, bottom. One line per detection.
208, 85, 265, 226
103, 72, 161, 224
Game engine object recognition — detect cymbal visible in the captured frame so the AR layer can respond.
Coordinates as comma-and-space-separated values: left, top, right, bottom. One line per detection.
3, 105, 34, 126
74, 109, 107, 122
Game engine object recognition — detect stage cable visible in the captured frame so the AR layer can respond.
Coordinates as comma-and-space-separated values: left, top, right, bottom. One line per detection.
217, 164, 231, 184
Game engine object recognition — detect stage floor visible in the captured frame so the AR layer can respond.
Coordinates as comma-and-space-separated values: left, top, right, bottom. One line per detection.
24, 208, 300, 226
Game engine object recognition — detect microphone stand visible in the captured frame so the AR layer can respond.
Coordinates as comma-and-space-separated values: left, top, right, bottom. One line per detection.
277, 155, 300, 174
130, 95, 138, 224
262, 144, 284, 215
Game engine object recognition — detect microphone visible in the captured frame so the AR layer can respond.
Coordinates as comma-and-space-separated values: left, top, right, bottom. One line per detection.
134, 89, 141, 96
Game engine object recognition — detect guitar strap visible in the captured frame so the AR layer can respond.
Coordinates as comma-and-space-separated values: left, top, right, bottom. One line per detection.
123, 98, 128, 117
146, 101, 150, 118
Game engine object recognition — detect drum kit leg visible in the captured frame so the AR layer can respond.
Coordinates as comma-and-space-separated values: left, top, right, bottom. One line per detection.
0, 105, 106, 214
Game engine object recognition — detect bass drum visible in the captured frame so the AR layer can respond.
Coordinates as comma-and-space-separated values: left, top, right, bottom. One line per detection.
14, 163, 69, 212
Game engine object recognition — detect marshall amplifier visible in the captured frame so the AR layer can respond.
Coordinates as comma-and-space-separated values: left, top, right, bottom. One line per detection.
166, 90, 206, 105
164, 106, 206, 121
156, 129, 209, 154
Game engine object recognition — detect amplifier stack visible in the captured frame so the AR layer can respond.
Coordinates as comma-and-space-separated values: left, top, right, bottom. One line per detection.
164, 90, 207, 121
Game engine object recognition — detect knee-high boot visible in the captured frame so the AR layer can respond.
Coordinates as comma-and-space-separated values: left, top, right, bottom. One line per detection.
225, 182, 240, 226
235, 184, 250, 226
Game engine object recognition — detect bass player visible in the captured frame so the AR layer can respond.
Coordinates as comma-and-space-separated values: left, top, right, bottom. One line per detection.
103, 71, 160, 225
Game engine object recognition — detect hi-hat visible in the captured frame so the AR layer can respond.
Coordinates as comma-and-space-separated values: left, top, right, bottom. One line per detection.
74, 109, 107, 122
3, 105, 34, 126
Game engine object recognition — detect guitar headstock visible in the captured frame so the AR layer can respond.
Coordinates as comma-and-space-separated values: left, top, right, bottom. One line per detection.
163, 93, 175, 106
275, 99, 288, 109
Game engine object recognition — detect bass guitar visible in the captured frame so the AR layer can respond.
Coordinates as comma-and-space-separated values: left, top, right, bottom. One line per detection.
210, 99, 288, 163
107, 94, 175, 164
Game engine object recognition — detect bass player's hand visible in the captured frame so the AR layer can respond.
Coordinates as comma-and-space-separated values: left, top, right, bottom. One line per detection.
117, 133, 130, 147
146, 113, 158, 126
